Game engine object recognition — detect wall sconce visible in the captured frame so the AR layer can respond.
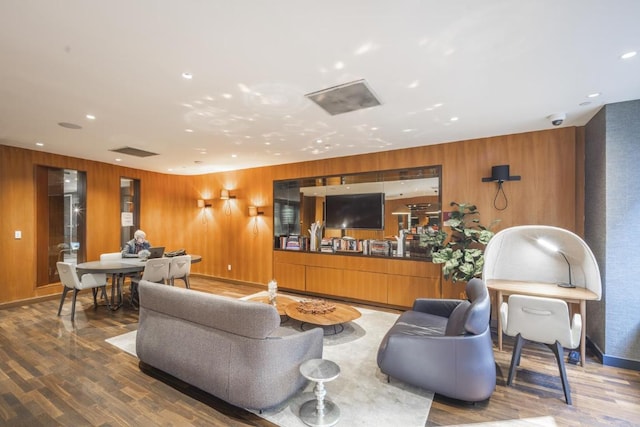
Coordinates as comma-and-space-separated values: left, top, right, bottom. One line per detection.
248, 206, 265, 217
197, 199, 212, 208
482, 164, 521, 211
220, 189, 236, 200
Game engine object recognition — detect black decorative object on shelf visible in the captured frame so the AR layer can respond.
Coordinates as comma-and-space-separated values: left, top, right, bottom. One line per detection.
482, 165, 521, 183
482, 165, 521, 211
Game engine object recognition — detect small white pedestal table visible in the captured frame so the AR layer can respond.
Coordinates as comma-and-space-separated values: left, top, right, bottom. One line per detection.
299, 358, 341, 427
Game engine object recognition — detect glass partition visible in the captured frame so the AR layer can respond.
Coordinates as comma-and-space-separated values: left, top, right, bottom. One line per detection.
274, 166, 441, 259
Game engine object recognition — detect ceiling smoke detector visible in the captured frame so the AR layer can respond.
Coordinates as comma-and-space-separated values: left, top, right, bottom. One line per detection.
305, 79, 382, 115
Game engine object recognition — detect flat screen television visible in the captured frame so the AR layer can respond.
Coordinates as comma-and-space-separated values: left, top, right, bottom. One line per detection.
325, 193, 385, 230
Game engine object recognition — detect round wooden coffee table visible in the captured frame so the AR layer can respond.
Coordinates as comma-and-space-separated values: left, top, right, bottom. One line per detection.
284, 300, 361, 335
247, 295, 297, 317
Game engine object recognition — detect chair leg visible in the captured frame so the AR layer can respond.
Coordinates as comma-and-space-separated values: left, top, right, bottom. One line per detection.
92, 288, 99, 307
101, 286, 111, 310
548, 341, 572, 405
71, 289, 80, 322
57, 287, 71, 316
184, 275, 190, 289
507, 334, 524, 386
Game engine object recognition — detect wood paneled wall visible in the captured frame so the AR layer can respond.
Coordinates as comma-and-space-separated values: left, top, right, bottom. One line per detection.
0, 126, 581, 304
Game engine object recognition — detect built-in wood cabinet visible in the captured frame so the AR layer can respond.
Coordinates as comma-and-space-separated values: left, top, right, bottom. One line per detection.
273, 250, 442, 308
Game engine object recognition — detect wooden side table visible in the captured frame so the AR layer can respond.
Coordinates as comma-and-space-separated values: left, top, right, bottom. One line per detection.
299, 358, 340, 427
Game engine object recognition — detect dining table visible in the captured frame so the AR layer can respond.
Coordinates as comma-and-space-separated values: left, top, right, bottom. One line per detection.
76, 254, 201, 310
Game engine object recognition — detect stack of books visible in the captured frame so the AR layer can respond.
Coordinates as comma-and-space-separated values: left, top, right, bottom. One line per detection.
320, 238, 334, 253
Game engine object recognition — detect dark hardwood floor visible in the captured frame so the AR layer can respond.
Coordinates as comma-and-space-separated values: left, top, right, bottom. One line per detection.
1, 276, 639, 426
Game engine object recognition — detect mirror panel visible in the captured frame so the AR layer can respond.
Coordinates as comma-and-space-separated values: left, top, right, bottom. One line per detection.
274, 165, 441, 260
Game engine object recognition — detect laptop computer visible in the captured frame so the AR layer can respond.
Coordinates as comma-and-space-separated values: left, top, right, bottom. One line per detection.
147, 246, 165, 259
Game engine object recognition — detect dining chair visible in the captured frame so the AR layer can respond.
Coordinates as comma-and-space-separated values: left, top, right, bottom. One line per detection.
500, 294, 582, 405
130, 257, 171, 308
56, 262, 111, 322
167, 255, 192, 288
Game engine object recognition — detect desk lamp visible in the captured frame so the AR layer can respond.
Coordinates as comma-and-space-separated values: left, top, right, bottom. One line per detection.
537, 238, 575, 288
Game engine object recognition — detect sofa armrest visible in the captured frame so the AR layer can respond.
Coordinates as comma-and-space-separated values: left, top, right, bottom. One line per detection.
412, 298, 464, 318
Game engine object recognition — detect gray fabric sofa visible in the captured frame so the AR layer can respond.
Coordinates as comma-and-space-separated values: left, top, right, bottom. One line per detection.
136, 280, 324, 410
376, 278, 496, 402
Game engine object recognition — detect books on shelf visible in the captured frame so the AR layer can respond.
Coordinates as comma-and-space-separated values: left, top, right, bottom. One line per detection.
281, 235, 309, 251
279, 236, 399, 258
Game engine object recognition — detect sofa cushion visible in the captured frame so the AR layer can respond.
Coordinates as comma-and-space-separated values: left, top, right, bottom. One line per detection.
139, 280, 280, 339
444, 300, 471, 336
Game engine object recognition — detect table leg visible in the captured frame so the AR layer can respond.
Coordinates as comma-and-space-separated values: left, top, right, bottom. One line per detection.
580, 300, 586, 367
110, 273, 117, 309
496, 290, 504, 351
300, 379, 340, 427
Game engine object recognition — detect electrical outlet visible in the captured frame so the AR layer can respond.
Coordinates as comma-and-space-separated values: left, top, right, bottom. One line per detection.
15, 230, 22, 239
227, 264, 232, 271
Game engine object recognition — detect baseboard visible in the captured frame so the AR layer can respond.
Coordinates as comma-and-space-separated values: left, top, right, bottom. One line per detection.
587, 338, 640, 371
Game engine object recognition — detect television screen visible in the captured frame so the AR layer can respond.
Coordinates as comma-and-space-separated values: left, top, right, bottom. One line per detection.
325, 193, 385, 230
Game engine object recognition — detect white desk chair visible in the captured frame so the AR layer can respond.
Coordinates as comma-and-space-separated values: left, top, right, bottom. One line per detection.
168, 255, 191, 288
130, 258, 170, 307
56, 262, 110, 322
501, 294, 582, 405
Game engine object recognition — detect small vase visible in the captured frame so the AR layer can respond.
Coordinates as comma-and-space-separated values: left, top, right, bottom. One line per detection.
267, 279, 278, 306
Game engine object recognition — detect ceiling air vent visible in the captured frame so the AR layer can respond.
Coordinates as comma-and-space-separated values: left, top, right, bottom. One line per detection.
305, 79, 381, 115
109, 146, 159, 158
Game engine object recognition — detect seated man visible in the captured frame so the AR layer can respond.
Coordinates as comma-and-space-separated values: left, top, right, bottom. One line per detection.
122, 229, 152, 258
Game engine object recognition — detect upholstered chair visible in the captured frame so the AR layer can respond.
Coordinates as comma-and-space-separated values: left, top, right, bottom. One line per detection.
130, 258, 170, 307
56, 262, 110, 321
167, 255, 191, 288
501, 294, 582, 404
376, 278, 496, 402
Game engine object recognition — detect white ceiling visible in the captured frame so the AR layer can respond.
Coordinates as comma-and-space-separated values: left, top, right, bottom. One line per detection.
1, 1, 639, 176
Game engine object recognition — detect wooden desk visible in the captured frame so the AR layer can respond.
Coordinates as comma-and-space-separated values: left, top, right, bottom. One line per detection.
486, 279, 599, 366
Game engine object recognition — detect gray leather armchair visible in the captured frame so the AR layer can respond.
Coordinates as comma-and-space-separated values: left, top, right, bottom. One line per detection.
376, 278, 496, 402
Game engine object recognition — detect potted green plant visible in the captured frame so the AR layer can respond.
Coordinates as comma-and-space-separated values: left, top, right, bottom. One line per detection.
420, 202, 499, 283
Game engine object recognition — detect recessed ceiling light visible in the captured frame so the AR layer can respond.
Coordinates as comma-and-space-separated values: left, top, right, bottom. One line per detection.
185, 129, 193, 133
450, 117, 459, 121
231, 154, 237, 158
36, 142, 44, 146
222, 93, 232, 99
86, 114, 95, 120
334, 61, 344, 70
621, 51, 637, 59
115, 158, 122, 162
579, 101, 592, 106
182, 72, 193, 79
587, 92, 600, 98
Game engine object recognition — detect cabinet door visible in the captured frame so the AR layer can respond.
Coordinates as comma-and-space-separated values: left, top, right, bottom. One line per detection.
306, 266, 344, 295
387, 275, 441, 307
342, 270, 388, 303
274, 262, 306, 291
